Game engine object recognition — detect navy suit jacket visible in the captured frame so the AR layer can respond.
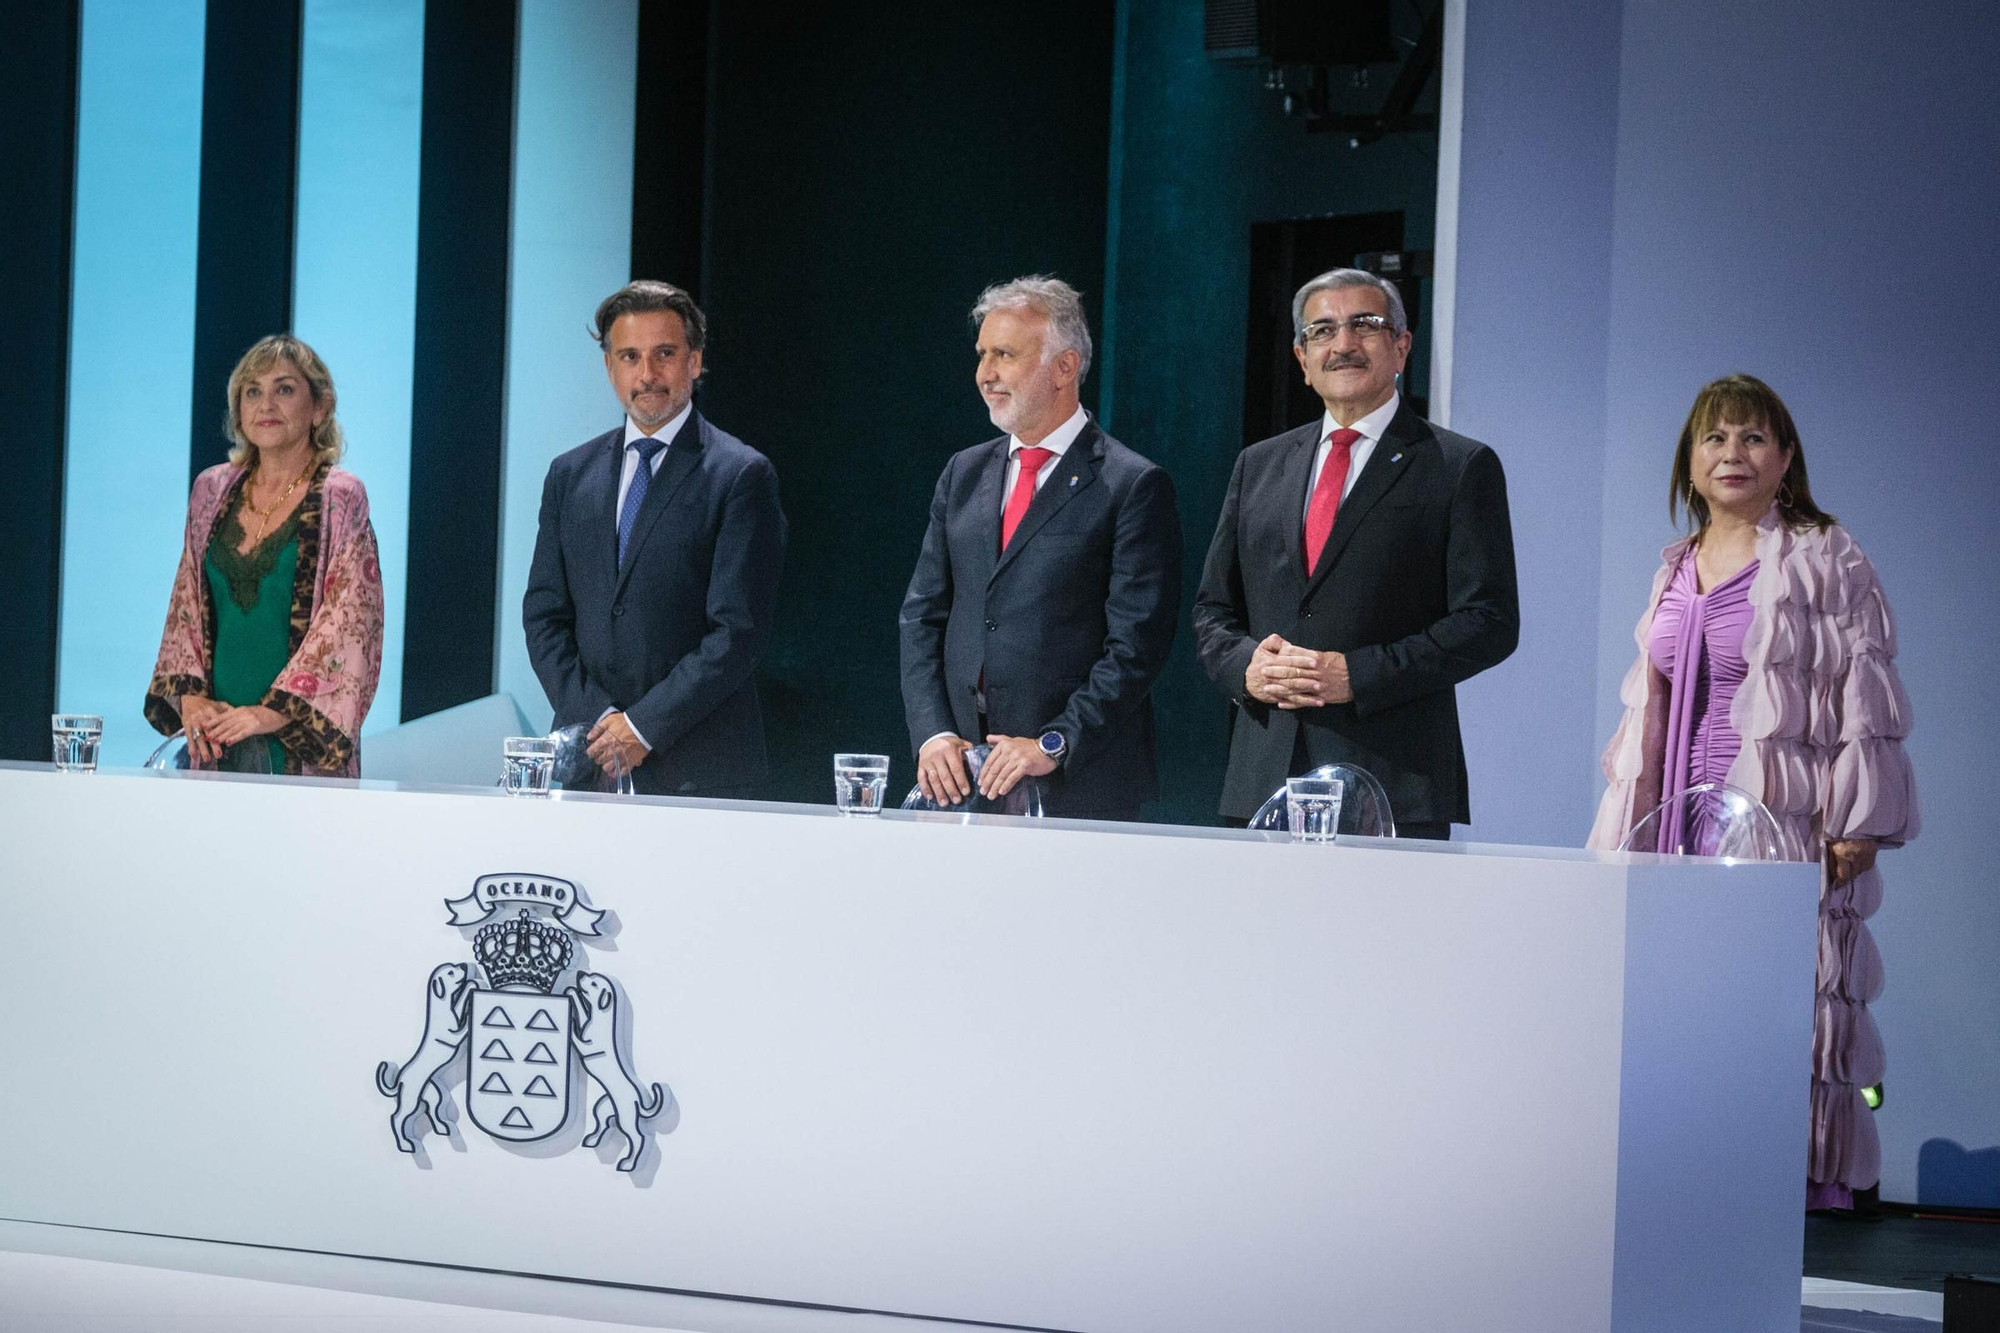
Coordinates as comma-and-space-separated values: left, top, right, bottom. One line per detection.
1193, 402, 1518, 823
524, 411, 786, 794
898, 417, 1181, 816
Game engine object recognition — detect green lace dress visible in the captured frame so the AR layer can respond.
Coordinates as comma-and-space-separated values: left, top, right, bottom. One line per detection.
203, 495, 302, 773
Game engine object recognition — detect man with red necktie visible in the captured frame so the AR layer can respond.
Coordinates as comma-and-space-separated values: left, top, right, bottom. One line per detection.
899, 276, 1182, 821
1193, 268, 1519, 837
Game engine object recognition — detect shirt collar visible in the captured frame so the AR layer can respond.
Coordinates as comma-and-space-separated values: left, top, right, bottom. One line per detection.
1321, 391, 1400, 446
624, 403, 692, 450
1009, 404, 1089, 459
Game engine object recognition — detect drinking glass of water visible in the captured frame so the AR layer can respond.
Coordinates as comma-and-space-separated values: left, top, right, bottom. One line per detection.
502, 735, 557, 797
1286, 774, 1344, 844
51, 714, 103, 773
833, 753, 890, 815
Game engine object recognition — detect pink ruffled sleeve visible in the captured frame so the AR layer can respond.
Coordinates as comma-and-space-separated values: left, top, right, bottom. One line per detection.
1817, 530, 1919, 846
1587, 556, 1677, 850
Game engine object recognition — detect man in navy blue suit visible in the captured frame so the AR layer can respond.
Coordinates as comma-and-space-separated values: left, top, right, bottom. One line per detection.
524, 281, 786, 796
898, 276, 1181, 821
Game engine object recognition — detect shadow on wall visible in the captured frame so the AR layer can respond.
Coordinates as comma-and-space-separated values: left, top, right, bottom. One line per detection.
1917, 1139, 2000, 1209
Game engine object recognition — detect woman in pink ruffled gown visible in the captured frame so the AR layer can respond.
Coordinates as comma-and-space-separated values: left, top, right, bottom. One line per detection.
1589, 374, 1919, 1213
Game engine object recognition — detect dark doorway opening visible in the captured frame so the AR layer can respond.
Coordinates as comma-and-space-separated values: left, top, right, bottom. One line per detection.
1243, 212, 1428, 445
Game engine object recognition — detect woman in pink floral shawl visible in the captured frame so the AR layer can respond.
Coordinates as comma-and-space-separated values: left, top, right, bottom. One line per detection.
145, 334, 384, 777
1590, 375, 1918, 1213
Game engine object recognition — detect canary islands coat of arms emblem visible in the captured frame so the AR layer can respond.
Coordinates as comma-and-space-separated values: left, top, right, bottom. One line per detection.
374, 874, 671, 1172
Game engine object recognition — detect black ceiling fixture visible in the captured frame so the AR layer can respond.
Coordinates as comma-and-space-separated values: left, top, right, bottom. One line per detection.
1204, 0, 1442, 147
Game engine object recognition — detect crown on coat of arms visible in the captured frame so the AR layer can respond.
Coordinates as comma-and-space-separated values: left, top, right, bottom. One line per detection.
474, 909, 574, 992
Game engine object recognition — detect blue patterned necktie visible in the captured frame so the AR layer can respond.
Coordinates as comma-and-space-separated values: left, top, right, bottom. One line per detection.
617, 434, 669, 568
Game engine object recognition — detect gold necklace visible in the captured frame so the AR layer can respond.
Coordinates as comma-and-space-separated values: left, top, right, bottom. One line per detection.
243, 460, 313, 545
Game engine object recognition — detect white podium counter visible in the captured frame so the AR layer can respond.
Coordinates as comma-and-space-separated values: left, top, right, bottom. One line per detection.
0, 764, 1819, 1333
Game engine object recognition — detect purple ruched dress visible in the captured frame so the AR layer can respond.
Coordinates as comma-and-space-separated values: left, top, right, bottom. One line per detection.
1646, 555, 1758, 854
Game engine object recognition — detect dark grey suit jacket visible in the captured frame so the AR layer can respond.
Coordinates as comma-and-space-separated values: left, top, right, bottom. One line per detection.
524, 411, 785, 795
1193, 402, 1518, 823
898, 418, 1182, 816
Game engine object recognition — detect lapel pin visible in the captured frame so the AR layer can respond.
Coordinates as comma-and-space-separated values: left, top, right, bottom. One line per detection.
1069, 475, 1078, 487
1390, 453, 1403, 464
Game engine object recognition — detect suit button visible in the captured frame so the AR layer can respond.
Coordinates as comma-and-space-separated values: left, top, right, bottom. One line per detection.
985, 619, 997, 631
613, 604, 625, 617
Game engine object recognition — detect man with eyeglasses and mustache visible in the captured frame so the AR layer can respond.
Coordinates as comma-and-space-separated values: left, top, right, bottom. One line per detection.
1193, 268, 1518, 837
524, 280, 786, 796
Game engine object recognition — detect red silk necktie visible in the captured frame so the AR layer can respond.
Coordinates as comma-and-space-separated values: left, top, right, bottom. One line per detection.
1303, 428, 1361, 572
1001, 446, 1055, 550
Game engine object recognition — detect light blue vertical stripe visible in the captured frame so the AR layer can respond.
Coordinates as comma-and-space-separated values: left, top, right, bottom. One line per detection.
495, 0, 639, 730
292, 0, 425, 733
59, 0, 208, 766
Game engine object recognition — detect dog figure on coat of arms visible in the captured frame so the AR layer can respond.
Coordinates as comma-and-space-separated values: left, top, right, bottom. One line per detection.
374, 962, 473, 1153
375, 881, 669, 1172
569, 970, 669, 1171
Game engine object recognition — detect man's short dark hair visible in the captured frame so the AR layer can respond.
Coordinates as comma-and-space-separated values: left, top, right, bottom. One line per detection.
592, 281, 707, 352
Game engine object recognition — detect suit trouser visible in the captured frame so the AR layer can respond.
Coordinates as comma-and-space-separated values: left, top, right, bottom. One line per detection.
1059, 806, 1145, 825
1221, 813, 1449, 839
970, 710, 1142, 824
631, 777, 770, 801
1292, 731, 1453, 840
1215, 729, 1454, 839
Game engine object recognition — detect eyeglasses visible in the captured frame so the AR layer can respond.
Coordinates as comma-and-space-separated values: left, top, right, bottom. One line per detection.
1300, 314, 1396, 345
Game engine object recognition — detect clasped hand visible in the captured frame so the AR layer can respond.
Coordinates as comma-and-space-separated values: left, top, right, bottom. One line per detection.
180, 694, 283, 764
915, 733, 1054, 805
586, 712, 650, 778
977, 734, 1055, 800
1244, 633, 1352, 709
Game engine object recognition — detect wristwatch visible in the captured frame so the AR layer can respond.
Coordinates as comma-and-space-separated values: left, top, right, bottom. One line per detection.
1037, 730, 1068, 765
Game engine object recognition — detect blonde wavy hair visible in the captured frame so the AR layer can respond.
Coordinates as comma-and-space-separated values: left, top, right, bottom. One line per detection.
223, 334, 345, 468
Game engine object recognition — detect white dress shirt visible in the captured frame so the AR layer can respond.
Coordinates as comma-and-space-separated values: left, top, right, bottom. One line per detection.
603, 405, 692, 751
1302, 391, 1400, 520
999, 404, 1089, 512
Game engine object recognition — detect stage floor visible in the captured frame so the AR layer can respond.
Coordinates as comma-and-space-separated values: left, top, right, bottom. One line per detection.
0, 1218, 1971, 1332
1806, 1210, 2000, 1292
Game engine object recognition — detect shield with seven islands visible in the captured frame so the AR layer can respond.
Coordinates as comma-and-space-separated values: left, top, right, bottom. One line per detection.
467, 989, 571, 1142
